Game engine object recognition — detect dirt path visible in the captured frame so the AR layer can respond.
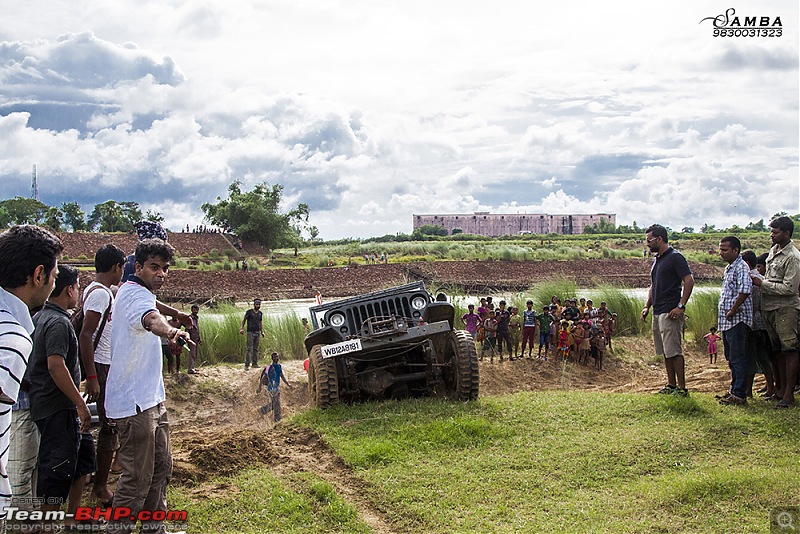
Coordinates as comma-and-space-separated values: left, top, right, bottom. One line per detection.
165, 339, 736, 532
165, 363, 397, 533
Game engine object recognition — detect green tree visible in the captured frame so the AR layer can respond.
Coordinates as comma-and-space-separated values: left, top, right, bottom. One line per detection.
88, 200, 143, 232
287, 203, 313, 240
745, 219, 766, 231
201, 181, 310, 249
412, 224, 448, 238
0, 206, 9, 229
700, 223, 716, 233
145, 209, 164, 223
120, 202, 144, 225
681, 226, 695, 233
451, 227, 463, 235
0, 197, 49, 225
583, 217, 617, 234
61, 202, 88, 231
43, 206, 64, 231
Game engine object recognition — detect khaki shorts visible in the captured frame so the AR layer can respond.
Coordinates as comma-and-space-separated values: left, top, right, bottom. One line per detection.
762, 307, 799, 352
652, 312, 684, 358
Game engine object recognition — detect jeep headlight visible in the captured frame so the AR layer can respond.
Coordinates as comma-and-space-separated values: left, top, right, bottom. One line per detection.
411, 295, 427, 310
328, 312, 346, 328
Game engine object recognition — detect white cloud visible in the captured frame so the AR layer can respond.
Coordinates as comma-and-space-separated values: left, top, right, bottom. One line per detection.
0, 1, 797, 239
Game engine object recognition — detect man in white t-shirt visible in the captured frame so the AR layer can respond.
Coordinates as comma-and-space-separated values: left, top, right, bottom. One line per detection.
78, 244, 126, 506
0, 225, 62, 528
105, 239, 191, 533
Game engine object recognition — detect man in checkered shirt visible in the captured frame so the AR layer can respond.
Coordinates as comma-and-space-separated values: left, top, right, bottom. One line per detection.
717, 236, 753, 405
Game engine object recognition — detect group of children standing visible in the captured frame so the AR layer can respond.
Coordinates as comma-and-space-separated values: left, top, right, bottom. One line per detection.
460, 295, 616, 370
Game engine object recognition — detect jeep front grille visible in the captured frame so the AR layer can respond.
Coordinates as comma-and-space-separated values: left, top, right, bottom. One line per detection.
344, 296, 416, 334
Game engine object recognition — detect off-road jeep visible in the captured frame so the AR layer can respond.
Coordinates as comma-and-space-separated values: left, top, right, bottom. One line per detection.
304, 281, 479, 407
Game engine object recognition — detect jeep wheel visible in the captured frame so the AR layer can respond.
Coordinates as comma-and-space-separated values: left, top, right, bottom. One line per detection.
446, 330, 479, 401
308, 344, 340, 407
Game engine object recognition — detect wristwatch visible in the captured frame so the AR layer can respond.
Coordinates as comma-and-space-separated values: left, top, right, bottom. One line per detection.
677, 304, 685, 310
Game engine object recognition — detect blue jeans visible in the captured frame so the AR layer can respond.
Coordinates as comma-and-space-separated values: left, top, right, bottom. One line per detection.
723, 322, 751, 399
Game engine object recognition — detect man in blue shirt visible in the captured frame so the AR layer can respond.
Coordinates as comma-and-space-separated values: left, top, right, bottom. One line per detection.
641, 224, 694, 397
257, 352, 292, 422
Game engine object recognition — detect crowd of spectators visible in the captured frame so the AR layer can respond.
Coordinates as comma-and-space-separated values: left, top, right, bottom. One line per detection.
461, 295, 616, 369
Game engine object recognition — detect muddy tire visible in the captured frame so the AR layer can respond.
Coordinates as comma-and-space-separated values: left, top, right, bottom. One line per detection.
447, 330, 480, 401
308, 344, 340, 408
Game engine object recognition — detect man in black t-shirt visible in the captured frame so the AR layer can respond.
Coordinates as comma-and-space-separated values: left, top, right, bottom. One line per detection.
240, 299, 265, 370
641, 224, 694, 397
28, 265, 94, 528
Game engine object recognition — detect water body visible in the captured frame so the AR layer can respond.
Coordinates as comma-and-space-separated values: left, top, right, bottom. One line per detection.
202, 286, 720, 323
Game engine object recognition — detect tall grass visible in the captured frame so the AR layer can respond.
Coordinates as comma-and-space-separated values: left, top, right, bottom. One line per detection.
196, 305, 307, 366
685, 290, 720, 343
529, 278, 577, 308
591, 285, 646, 336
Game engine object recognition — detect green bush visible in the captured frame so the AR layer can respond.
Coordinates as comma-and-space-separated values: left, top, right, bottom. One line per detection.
530, 278, 578, 308
591, 285, 646, 336
196, 305, 307, 366
686, 290, 720, 344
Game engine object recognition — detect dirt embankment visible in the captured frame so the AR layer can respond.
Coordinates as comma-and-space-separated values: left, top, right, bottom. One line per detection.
60, 232, 723, 302
149, 259, 722, 302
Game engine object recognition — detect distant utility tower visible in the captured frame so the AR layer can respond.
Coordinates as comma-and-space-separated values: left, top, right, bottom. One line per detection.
31, 164, 39, 201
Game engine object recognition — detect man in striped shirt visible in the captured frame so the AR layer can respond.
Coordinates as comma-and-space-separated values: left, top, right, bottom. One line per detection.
0, 225, 63, 527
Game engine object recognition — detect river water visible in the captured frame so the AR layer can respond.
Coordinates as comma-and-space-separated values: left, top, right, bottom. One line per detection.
207, 287, 720, 322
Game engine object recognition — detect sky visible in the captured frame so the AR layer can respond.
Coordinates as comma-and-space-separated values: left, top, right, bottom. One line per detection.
0, 1, 798, 239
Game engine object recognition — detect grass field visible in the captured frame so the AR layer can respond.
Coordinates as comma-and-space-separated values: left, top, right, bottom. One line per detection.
170, 391, 800, 533
267, 231, 773, 270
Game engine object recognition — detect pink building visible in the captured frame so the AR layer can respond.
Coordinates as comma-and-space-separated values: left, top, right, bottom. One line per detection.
412, 213, 616, 236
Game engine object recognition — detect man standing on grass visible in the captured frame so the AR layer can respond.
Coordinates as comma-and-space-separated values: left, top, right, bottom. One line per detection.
751, 216, 800, 409
0, 225, 62, 527
240, 299, 264, 370
641, 224, 694, 397
106, 238, 192, 533
716, 236, 752, 406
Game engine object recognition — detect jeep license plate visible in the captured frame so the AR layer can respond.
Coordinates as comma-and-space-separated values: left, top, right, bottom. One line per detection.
321, 339, 363, 359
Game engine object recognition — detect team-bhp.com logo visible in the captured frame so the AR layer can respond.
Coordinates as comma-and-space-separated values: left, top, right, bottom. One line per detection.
700, 8, 783, 37
4, 506, 189, 531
